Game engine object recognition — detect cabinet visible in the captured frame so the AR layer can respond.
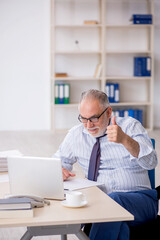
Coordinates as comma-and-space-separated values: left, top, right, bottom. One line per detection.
51, 0, 154, 131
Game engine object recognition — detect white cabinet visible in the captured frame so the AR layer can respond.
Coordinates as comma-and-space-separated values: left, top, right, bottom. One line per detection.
51, 0, 154, 131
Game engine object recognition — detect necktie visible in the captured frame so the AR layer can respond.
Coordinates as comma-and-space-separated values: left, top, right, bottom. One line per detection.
88, 137, 101, 181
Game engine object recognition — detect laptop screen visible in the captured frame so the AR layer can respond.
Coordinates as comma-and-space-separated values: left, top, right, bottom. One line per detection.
7, 156, 64, 200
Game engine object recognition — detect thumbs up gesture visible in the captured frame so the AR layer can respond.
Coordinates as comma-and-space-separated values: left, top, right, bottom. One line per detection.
107, 116, 125, 143
112, 116, 117, 126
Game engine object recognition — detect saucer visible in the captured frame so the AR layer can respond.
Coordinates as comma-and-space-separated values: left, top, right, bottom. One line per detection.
61, 200, 88, 208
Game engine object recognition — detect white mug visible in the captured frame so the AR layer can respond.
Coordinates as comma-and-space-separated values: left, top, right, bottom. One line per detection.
66, 191, 85, 206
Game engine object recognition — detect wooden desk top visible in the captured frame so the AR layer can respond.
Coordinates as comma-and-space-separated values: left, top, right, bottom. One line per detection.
0, 181, 134, 228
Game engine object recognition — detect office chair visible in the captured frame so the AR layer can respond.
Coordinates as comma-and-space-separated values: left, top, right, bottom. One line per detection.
130, 138, 160, 240
148, 138, 155, 189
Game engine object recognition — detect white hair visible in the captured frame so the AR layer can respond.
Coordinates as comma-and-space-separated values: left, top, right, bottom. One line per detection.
78, 89, 110, 110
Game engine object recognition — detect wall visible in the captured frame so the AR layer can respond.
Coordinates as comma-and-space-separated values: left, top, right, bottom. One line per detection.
0, 0, 159, 130
0, 0, 50, 130
154, 0, 160, 129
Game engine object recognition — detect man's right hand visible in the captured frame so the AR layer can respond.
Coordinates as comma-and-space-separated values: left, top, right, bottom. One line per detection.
62, 168, 76, 181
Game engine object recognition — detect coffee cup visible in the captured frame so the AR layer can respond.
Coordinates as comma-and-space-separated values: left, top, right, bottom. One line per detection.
65, 191, 86, 206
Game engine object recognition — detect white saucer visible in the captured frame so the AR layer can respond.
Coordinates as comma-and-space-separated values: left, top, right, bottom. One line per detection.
61, 200, 88, 208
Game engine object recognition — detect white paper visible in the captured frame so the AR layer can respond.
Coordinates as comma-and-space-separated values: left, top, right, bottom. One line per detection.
0, 150, 23, 158
63, 178, 104, 191
0, 174, 9, 183
0, 150, 23, 172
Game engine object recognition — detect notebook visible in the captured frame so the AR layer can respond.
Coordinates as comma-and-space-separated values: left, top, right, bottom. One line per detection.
7, 156, 64, 200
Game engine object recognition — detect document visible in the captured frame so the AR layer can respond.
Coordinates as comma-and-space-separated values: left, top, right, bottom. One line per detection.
64, 178, 104, 191
0, 149, 23, 172
0, 174, 9, 183
0, 149, 22, 158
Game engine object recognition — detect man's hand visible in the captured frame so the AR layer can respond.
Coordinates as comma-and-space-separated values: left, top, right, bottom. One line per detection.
107, 116, 140, 158
107, 116, 125, 144
62, 168, 76, 181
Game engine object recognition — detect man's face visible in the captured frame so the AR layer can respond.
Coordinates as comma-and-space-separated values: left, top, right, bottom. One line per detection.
79, 98, 112, 138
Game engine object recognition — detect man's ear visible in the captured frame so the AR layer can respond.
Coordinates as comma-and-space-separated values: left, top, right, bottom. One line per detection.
107, 107, 112, 118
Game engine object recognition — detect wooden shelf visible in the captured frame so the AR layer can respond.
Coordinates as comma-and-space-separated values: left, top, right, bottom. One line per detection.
53, 77, 102, 81
106, 50, 152, 54
51, 0, 154, 130
105, 76, 151, 80
54, 102, 151, 108
55, 51, 102, 55
54, 103, 78, 108
110, 102, 151, 107
106, 24, 153, 28
54, 24, 103, 28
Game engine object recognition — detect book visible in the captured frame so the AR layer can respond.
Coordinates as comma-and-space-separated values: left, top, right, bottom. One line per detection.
119, 110, 124, 117
114, 83, 120, 103
0, 198, 32, 210
133, 14, 152, 19
59, 84, 64, 104
105, 83, 120, 103
84, 20, 98, 25
55, 84, 59, 104
132, 14, 152, 20
145, 57, 151, 76
64, 84, 70, 104
134, 57, 141, 76
0, 208, 33, 219
54, 83, 70, 104
112, 109, 143, 124
130, 14, 152, 24
124, 110, 129, 117
105, 83, 110, 97
133, 19, 152, 24
109, 83, 114, 103
94, 64, 102, 78
128, 109, 134, 118
55, 73, 68, 78
134, 57, 151, 77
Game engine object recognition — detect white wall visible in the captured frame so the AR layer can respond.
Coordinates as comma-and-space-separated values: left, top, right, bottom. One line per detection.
0, 0, 159, 130
0, 0, 50, 130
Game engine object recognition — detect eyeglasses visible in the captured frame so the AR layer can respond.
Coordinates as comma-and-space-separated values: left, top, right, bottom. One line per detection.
78, 107, 109, 124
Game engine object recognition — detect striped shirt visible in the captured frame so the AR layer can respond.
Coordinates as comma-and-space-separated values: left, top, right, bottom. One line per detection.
54, 116, 157, 194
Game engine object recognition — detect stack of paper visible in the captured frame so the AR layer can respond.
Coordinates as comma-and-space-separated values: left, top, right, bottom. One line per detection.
0, 150, 22, 172
64, 178, 104, 191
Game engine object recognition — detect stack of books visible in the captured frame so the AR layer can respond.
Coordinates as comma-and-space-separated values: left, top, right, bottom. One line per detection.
105, 83, 120, 103
84, 20, 99, 25
55, 83, 70, 104
0, 197, 33, 218
130, 14, 152, 24
55, 73, 68, 78
112, 109, 143, 124
134, 57, 151, 77
0, 157, 7, 172
0, 150, 22, 172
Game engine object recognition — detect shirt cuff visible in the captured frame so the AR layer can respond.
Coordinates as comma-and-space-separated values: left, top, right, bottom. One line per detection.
129, 142, 153, 161
138, 142, 153, 159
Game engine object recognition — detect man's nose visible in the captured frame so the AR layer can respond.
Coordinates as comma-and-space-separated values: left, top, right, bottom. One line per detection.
87, 119, 94, 128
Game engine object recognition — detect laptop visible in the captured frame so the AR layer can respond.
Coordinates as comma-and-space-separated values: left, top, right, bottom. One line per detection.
7, 156, 64, 200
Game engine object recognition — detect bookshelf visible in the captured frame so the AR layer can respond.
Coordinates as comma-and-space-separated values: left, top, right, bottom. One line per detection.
51, 0, 154, 131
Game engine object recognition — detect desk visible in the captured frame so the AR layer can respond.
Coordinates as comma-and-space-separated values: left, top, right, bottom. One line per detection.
0, 181, 134, 240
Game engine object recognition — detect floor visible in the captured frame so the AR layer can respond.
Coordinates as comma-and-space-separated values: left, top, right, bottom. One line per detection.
0, 129, 160, 240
